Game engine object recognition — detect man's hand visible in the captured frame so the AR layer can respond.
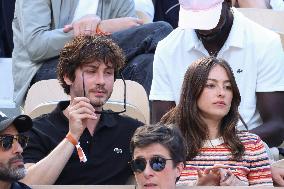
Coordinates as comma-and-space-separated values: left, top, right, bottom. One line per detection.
67, 97, 97, 140
63, 14, 101, 36
98, 17, 143, 33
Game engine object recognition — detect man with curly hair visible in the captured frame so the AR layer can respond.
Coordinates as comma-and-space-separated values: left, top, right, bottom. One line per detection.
21, 35, 143, 185
12, 0, 172, 107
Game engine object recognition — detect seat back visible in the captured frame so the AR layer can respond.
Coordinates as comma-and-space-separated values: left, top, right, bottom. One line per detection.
24, 79, 70, 115
24, 79, 149, 124
237, 8, 284, 33
237, 8, 284, 49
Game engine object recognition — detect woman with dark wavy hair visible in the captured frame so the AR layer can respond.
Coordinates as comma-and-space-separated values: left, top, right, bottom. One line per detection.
161, 56, 272, 186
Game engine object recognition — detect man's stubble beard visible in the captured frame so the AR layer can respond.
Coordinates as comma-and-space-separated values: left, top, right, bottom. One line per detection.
0, 156, 26, 182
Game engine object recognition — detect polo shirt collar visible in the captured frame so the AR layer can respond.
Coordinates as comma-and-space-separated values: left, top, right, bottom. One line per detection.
99, 111, 116, 128
184, 7, 245, 52
183, 28, 201, 52
224, 8, 245, 49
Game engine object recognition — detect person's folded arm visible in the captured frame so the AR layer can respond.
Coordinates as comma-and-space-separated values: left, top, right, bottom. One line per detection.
17, 0, 73, 63
250, 36, 284, 147
251, 92, 284, 147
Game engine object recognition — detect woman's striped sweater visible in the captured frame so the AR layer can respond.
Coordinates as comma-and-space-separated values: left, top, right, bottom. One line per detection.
178, 132, 273, 186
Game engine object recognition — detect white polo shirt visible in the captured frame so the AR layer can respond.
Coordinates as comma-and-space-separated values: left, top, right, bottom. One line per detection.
150, 8, 284, 130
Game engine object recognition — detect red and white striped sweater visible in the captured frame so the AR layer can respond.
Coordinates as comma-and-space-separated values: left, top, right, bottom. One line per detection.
178, 132, 273, 186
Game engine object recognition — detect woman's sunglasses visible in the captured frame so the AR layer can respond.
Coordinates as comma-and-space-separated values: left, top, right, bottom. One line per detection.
130, 156, 173, 173
0, 134, 29, 151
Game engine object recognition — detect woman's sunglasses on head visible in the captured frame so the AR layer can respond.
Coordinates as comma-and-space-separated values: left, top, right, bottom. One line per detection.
0, 134, 29, 151
130, 156, 173, 173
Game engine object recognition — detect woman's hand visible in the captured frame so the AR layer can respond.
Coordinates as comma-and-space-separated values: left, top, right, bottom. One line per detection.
219, 168, 247, 186
204, 164, 248, 186
195, 168, 220, 186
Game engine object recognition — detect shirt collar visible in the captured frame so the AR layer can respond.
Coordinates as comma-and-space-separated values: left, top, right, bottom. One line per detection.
224, 8, 245, 49
98, 111, 116, 128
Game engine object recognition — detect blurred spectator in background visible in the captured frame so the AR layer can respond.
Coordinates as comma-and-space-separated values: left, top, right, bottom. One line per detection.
135, 0, 154, 22
12, 0, 172, 106
153, 0, 179, 28
232, 0, 270, 8
150, 0, 284, 149
0, 0, 15, 57
0, 112, 33, 189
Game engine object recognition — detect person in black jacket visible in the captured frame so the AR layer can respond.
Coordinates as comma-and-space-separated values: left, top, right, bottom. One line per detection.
0, 0, 15, 57
153, 0, 179, 28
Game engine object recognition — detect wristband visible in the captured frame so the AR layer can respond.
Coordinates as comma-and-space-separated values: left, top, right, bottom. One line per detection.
65, 132, 87, 163
96, 22, 111, 35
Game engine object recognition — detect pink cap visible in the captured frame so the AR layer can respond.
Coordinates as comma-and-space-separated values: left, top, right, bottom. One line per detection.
179, 0, 224, 30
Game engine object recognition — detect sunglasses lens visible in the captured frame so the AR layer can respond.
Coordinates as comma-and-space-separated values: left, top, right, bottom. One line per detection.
150, 157, 166, 172
17, 135, 29, 149
131, 158, 146, 173
1, 136, 13, 150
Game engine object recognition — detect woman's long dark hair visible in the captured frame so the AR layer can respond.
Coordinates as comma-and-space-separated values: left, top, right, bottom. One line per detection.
161, 57, 245, 160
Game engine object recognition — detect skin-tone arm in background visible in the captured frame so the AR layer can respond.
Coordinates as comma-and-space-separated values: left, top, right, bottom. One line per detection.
151, 101, 176, 123
232, 0, 271, 8
63, 15, 143, 36
251, 92, 284, 147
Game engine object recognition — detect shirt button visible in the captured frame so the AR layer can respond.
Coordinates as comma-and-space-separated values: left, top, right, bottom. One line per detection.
86, 141, 89, 144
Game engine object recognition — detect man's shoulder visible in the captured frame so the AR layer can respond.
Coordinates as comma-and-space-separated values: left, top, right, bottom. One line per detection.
115, 114, 144, 128
30, 110, 65, 134
237, 131, 262, 145
33, 112, 57, 125
32, 101, 68, 129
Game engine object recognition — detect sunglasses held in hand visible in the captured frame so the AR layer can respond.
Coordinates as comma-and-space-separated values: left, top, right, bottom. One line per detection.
0, 134, 29, 151
130, 156, 173, 173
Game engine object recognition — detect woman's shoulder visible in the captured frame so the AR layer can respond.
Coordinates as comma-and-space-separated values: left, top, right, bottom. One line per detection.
237, 131, 261, 140
236, 131, 262, 145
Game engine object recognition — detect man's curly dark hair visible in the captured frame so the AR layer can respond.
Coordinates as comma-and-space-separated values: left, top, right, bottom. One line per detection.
57, 35, 125, 94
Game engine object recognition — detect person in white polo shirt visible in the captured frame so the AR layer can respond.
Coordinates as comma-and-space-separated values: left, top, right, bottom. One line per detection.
149, 0, 284, 186
150, 0, 284, 147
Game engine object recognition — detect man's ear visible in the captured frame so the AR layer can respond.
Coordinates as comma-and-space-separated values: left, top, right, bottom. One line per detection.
63, 75, 72, 85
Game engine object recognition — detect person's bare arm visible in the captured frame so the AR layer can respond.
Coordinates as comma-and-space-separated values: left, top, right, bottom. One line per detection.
63, 15, 143, 36
21, 140, 75, 185
21, 97, 97, 185
63, 14, 101, 36
98, 17, 143, 33
236, 0, 271, 8
250, 92, 284, 147
151, 100, 176, 124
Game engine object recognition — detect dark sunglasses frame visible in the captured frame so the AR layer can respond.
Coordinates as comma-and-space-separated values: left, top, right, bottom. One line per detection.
130, 156, 173, 173
0, 134, 29, 151
82, 71, 126, 114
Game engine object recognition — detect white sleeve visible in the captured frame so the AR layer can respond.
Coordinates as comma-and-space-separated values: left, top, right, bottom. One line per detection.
270, 0, 284, 10
256, 34, 284, 92
149, 47, 175, 101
